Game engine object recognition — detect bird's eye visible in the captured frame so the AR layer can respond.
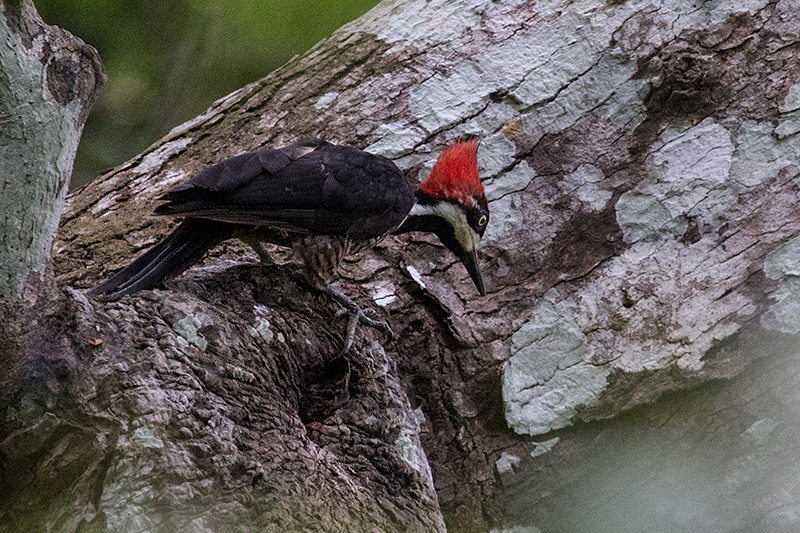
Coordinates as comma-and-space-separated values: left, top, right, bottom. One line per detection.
478, 215, 487, 227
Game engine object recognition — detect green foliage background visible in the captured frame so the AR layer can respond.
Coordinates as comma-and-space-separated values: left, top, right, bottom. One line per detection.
36, 0, 380, 188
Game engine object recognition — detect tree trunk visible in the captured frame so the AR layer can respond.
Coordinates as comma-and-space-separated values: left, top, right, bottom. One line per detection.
3, 0, 800, 531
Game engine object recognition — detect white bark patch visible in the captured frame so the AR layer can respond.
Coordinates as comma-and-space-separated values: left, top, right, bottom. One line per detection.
405, 264, 426, 289
91, 191, 126, 214
479, 132, 517, 177
485, 161, 535, 200
730, 120, 800, 188
363, 0, 772, 186
617, 118, 734, 244
367, 279, 397, 307
314, 91, 339, 109
523, 51, 645, 135
780, 76, 800, 113
503, 292, 610, 435
761, 236, 800, 334
365, 121, 427, 158
132, 427, 164, 449
132, 138, 193, 175
258, 109, 289, 130
130, 169, 185, 197
368, 0, 651, 156
455, 103, 520, 143
561, 164, 611, 212
530, 437, 560, 458
483, 163, 533, 243
496, 452, 521, 474
366, 0, 523, 54
504, 359, 609, 436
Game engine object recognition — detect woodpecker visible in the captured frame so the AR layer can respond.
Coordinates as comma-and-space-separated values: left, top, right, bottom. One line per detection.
90, 139, 488, 349
393, 138, 489, 295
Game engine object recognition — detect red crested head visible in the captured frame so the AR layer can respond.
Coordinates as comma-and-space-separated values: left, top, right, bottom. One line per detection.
419, 139, 484, 207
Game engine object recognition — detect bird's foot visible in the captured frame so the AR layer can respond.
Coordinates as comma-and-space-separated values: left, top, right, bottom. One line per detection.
325, 285, 393, 354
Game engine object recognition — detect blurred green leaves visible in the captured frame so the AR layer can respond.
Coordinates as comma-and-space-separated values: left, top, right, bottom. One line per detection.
36, 0, 380, 187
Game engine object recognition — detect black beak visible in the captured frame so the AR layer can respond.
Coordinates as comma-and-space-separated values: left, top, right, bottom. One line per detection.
394, 211, 487, 296
456, 245, 485, 296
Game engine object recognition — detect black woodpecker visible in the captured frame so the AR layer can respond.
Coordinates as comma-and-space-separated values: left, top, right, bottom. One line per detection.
90, 139, 489, 350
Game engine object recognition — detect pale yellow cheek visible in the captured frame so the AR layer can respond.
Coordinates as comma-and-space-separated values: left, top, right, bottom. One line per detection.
454, 222, 481, 252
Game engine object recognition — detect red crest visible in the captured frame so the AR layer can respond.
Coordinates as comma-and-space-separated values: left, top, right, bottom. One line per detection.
419, 139, 484, 205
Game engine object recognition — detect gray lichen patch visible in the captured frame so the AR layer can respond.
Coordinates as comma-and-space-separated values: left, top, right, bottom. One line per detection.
560, 164, 611, 212
763, 235, 800, 281
617, 118, 734, 244
779, 75, 800, 113
132, 426, 164, 449
495, 452, 521, 475
503, 106, 800, 434
775, 110, 800, 139
530, 437, 559, 458
730, 120, 800, 188
173, 314, 208, 351
761, 276, 800, 335
249, 304, 274, 342
314, 91, 339, 110
504, 360, 609, 436
394, 408, 430, 475
489, 527, 542, 533
131, 138, 193, 176
0, 412, 61, 456
482, 163, 533, 244
503, 292, 610, 435
227, 365, 256, 384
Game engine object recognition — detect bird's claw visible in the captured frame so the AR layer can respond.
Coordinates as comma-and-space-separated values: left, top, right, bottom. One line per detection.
338, 306, 393, 355
324, 285, 393, 354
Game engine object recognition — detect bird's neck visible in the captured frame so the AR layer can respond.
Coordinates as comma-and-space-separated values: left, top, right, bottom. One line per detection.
395, 198, 450, 235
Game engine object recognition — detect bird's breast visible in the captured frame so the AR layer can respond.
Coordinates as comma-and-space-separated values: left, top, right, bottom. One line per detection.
293, 233, 388, 288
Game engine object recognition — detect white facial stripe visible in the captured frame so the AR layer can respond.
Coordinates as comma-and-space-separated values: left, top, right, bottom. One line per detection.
411, 202, 481, 252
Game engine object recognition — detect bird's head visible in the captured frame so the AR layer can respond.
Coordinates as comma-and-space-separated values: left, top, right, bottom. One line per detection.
396, 139, 489, 296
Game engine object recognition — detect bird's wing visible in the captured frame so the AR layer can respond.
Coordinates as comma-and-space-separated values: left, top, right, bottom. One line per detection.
154, 141, 414, 239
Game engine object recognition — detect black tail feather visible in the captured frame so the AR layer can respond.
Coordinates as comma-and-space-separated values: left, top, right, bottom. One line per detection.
90, 218, 234, 301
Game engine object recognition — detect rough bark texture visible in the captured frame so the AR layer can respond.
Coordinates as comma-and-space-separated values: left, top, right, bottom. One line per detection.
0, 0, 102, 303
0, 0, 104, 500
3, 0, 800, 531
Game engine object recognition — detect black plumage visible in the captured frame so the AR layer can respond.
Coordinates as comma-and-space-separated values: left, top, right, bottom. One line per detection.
91, 140, 414, 301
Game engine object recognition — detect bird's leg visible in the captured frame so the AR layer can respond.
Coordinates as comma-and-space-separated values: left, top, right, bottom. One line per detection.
238, 234, 275, 264
324, 284, 393, 354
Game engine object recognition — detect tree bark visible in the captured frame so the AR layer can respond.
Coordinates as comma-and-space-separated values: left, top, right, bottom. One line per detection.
0, 0, 101, 303
0, 0, 104, 497
3, 0, 800, 531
